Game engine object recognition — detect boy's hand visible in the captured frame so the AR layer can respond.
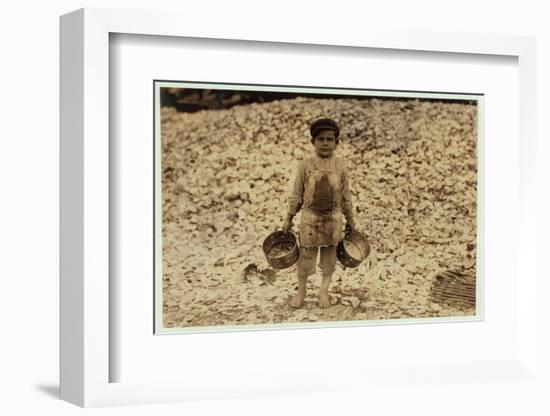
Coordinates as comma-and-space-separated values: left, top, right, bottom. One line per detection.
282, 214, 293, 232
345, 221, 358, 234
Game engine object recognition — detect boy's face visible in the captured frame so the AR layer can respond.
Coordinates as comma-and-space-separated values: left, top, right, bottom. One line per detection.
313, 129, 337, 158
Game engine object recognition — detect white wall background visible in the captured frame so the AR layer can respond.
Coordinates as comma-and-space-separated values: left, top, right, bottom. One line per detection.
0, 0, 548, 415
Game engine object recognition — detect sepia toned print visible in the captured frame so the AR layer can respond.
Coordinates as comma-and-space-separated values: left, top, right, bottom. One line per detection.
157, 83, 480, 331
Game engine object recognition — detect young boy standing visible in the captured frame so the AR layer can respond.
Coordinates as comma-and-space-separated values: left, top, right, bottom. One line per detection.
282, 117, 358, 308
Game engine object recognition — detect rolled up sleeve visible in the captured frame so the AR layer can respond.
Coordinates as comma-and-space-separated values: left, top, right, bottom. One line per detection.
341, 168, 355, 226
287, 161, 306, 217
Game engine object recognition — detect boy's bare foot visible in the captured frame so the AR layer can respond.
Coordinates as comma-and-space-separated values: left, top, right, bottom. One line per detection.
318, 291, 331, 308
289, 293, 305, 308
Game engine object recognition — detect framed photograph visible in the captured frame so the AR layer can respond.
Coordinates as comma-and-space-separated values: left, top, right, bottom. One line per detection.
60, 7, 538, 408
153, 80, 482, 335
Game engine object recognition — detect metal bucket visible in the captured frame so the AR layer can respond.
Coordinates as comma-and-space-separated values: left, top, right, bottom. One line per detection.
337, 229, 370, 268
262, 230, 299, 269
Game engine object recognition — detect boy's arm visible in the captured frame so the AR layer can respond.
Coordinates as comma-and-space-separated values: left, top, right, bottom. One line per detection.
341, 168, 357, 231
282, 161, 306, 231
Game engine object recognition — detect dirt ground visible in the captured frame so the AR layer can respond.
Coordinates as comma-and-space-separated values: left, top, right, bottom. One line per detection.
160, 96, 478, 329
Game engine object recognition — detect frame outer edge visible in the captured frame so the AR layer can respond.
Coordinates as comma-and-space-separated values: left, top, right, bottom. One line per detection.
517, 37, 537, 377
82, 8, 111, 407
58, 6, 539, 407
86, 7, 532, 57
59, 8, 85, 407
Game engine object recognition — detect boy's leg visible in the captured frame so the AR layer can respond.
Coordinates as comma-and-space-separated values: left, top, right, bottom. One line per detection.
289, 246, 318, 308
318, 245, 337, 308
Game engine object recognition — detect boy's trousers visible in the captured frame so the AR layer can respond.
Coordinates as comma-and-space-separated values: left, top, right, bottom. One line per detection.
296, 245, 337, 278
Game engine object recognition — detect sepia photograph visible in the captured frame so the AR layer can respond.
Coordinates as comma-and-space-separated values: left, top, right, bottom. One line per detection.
154, 81, 482, 333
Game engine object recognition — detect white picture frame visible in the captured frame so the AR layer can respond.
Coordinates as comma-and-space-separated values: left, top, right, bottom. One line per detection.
60, 7, 538, 408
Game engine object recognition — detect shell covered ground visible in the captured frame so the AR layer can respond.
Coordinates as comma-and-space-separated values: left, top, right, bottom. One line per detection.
160, 96, 478, 330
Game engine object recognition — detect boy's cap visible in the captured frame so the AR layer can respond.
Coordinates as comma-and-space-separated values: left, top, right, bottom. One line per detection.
310, 117, 340, 139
